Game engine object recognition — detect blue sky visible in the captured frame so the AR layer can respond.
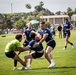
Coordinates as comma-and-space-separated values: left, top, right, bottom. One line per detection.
0, 0, 76, 13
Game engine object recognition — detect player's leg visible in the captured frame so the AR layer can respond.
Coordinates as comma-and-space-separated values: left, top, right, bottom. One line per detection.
45, 46, 53, 63
25, 50, 32, 69
45, 40, 56, 68
45, 46, 55, 68
13, 54, 26, 67
5, 51, 26, 70
63, 33, 68, 50
21, 53, 33, 69
63, 32, 74, 50
23, 41, 32, 69
65, 34, 68, 47
67, 32, 74, 48
13, 60, 17, 70
24, 53, 32, 63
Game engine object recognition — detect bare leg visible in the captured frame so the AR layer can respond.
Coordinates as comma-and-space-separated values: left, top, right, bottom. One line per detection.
27, 50, 32, 66
65, 35, 69, 47
44, 46, 53, 64
13, 54, 26, 66
24, 53, 32, 66
45, 46, 55, 68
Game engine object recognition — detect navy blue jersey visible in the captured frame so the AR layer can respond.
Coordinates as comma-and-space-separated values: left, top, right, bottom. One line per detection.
63, 22, 71, 33
28, 40, 43, 51
39, 28, 53, 43
24, 28, 35, 42
38, 30, 43, 36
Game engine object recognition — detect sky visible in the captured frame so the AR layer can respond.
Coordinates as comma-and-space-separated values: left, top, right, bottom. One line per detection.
0, 0, 76, 13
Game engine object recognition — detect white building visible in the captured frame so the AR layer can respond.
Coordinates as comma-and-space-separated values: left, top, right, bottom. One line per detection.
71, 14, 76, 21
40, 14, 76, 27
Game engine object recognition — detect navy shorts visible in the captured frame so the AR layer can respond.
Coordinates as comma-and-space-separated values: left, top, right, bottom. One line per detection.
46, 40, 56, 49
32, 51, 44, 59
64, 32, 70, 38
5, 51, 16, 58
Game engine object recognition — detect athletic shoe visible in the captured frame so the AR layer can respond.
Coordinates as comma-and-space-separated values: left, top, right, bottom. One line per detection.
48, 63, 56, 68
72, 45, 74, 48
25, 65, 31, 69
20, 66, 25, 70
13, 67, 17, 70
63, 47, 66, 50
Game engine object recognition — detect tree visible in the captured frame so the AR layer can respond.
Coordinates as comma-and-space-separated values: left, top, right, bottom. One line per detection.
74, 8, 76, 14
25, 16, 34, 23
35, 1, 44, 12
32, 10, 38, 19
0, 14, 4, 31
45, 22, 50, 28
67, 7, 73, 21
55, 11, 61, 15
39, 1, 44, 7
74, 20, 76, 27
13, 19, 26, 29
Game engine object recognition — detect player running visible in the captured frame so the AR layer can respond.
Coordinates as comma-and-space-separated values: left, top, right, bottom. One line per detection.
63, 18, 74, 50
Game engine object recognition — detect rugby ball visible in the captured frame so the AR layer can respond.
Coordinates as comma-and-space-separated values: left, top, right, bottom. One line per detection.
25, 4, 31, 9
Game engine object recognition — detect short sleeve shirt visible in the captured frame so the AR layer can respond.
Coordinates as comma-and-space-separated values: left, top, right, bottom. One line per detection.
24, 28, 35, 42
5, 39, 21, 52
63, 22, 71, 33
28, 40, 43, 51
44, 29, 53, 42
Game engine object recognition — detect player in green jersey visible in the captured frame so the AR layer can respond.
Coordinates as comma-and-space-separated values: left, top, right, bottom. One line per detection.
5, 34, 26, 70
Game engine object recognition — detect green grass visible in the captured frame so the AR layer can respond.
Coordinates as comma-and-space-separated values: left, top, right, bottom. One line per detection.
0, 30, 76, 75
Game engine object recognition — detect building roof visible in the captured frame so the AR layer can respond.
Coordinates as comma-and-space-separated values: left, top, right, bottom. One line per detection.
72, 14, 76, 17
40, 15, 69, 19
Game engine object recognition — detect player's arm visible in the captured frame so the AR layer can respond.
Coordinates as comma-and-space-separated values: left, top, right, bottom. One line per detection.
70, 24, 73, 30
22, 33, 26, 38
66, 24, 73, 30
17, 46, 31, 55
16, 46, 30, 52
31, 31, 42, 39
38, 34, 48, 44
31, 31, 39, 35
34, 33, 48, 47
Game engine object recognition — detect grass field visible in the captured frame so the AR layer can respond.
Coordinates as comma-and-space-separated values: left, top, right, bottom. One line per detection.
0, 30, 76, 75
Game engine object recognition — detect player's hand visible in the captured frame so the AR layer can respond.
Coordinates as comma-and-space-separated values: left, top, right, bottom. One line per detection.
33, 42, 39, 47
18, 51, 21, 55
66, 29, 70, 30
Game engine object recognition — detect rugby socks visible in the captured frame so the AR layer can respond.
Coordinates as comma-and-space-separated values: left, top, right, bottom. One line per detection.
27, 64, 30, 67
65, 46, 67, 48
70, 43, 73, 45
51, 59, 55, 64
14, 60, 17, 67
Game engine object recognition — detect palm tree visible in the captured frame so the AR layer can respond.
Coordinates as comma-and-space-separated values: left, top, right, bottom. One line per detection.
67, 7, 73, 21
39, 1, 44, 7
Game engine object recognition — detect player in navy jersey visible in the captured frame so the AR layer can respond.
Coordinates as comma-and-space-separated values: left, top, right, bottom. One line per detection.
19, 32, 44, 69
23, 23, 35, 46
22, 23, 35, 69
34, 21, 56, 68
63, 18, 74, 50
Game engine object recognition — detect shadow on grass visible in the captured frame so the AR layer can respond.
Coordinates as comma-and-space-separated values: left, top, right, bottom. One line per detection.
31, 66, 76, 70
